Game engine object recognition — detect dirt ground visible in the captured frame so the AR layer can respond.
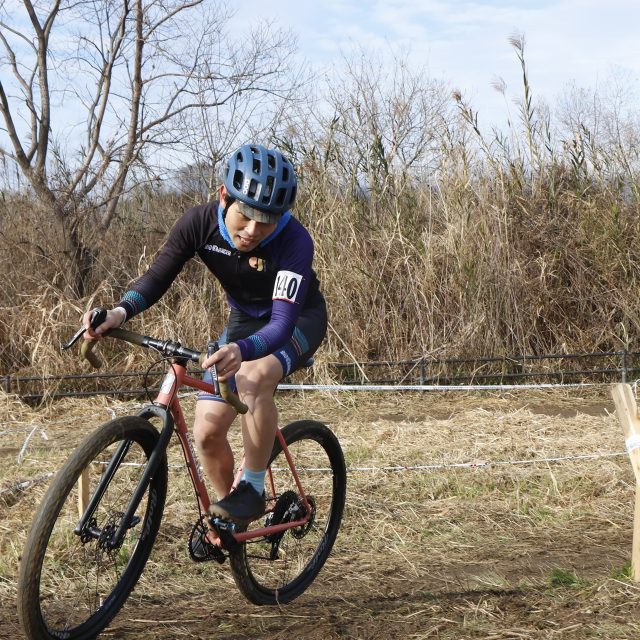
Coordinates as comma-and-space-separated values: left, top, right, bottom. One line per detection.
2, 386, 640, 639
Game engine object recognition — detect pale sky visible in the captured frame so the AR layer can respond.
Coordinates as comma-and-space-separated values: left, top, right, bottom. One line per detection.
1, 0, 638, 178
229, 0, 640, 124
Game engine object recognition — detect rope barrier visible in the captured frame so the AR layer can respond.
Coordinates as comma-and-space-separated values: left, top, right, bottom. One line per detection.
0, 473, 55, 498
1, 386, 628, 498
346, 451, 627, 473
4, 360, 629, 400
277, 382, 597, 391
1, 450, 626, 501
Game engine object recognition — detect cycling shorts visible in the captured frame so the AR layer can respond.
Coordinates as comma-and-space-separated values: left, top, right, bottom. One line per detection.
198, 296, 327, 403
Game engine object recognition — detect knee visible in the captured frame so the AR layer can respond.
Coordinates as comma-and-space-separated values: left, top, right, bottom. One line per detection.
193, 404, 232, 450
237, 360, 281, 399
194, 423, 227, 452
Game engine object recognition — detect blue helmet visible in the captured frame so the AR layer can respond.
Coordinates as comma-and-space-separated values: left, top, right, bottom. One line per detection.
224, 144, 297, 223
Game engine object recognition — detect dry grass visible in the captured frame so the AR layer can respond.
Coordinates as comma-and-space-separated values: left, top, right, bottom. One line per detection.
2, 386, 639, 638
4, 171, 640, 381
3, 46, 640, 376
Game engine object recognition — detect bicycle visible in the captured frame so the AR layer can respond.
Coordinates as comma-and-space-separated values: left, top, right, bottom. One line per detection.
17, 311, 347, 640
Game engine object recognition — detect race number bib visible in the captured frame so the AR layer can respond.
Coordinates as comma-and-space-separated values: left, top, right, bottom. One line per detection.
273, 270, 303, 303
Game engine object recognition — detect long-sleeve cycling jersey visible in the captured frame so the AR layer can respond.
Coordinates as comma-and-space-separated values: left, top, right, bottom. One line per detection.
116, 201, 322, 362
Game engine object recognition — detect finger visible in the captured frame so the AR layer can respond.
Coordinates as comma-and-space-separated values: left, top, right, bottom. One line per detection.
95, 320, 112, 335
218, 369, 234, 382
202, 352, 223, 370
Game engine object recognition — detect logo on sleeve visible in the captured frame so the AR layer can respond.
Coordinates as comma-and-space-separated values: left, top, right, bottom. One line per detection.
273, 270, 303, 303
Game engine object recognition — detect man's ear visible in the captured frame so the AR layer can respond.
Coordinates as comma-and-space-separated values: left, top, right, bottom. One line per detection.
219, 184, 228, 204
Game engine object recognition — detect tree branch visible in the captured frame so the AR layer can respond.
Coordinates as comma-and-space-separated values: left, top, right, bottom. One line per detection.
70, 4, 130, 201
0, 78, 29, 169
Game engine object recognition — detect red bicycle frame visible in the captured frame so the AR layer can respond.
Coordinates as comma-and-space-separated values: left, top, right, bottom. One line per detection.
156, 361, 312, 544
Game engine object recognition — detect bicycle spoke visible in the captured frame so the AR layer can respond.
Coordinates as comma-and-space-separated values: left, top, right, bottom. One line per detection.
229, 421, 346, 604
19, 417, 167, 640
39, 442, 145, 629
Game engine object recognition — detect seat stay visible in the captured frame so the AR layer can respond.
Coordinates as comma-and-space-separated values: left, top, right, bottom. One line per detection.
271, 428, 312, 514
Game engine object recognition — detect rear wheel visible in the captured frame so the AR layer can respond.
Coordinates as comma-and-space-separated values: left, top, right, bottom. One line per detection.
229, 420, 346, 604
18, 416, 167, 640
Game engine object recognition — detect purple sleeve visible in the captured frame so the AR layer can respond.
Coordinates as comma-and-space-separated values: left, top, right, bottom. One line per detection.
235, 221, 313, 361
235, 299, 301, 361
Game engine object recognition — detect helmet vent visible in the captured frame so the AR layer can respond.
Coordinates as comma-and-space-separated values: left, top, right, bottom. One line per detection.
282, 167, 289, 181
275, 187, 286, 207
263, 175, 274, 199
267, 153, 276, 170
248, 178, 260, 198
253, 158, 261, 174
232, 169, 243, 190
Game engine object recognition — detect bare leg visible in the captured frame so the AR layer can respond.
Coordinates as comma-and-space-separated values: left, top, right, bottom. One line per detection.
193, 400, 237, 500
236, 355, 283, 474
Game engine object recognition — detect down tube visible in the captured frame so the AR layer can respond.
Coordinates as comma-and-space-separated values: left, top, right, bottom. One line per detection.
170, 389, 212, 513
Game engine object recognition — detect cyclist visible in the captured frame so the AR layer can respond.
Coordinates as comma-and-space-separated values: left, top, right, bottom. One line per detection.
82, 144, 327, 529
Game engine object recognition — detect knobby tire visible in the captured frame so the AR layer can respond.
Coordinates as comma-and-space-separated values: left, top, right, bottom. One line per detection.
18, 416, 168, 640
229, 420, 346, 605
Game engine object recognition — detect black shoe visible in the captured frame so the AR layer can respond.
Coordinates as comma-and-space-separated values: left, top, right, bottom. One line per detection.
210, 480, 266, 525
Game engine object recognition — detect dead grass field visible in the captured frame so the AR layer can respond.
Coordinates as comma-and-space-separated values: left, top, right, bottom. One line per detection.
1, 387, 640, 639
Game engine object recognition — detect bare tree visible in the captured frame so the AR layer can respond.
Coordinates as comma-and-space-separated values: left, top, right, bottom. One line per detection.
0, 0, 301, 294
267, 48, 453, 231
173, 20, 308, 198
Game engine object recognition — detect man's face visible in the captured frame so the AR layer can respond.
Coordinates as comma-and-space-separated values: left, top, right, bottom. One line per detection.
221, 187, 277, 252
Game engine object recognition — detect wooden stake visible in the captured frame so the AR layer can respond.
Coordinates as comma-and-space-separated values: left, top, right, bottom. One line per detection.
634, 489, 640, 582
611, 383, 640, 581
78, 468, 90, 519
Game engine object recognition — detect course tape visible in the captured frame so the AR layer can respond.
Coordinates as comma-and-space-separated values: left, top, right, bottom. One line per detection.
1, 450, 627, 498
277, 383, 595, 391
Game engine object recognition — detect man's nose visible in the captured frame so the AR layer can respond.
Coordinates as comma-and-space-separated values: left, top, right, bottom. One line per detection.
245, 220, 260, 235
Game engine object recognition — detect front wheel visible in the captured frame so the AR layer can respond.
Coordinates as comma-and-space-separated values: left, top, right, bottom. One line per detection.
18, 416, 168, 640
229, 420, 346, 605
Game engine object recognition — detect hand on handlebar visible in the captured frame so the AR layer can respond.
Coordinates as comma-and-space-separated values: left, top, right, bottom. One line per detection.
82, 307, 126, 340
202, 342, 242, 382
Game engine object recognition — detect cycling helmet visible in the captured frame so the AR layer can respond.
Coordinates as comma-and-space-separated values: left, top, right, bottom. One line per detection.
224, 144, 297, 223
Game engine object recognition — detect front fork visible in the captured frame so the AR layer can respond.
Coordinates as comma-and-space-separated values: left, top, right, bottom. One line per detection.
75, 404, 174, 550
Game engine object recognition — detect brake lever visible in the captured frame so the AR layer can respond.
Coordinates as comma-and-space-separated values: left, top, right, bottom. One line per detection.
62, 308, 108, 351
207, 340, 221, 396
62, 326, 85, 350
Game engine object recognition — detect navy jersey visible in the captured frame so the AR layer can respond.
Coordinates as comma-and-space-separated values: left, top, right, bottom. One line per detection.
117, 201, 322, 361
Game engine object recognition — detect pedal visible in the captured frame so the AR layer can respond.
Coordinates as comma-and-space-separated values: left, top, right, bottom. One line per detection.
209, 516, 240, 549
188, 521, 225, 564
209, 517, 237, 533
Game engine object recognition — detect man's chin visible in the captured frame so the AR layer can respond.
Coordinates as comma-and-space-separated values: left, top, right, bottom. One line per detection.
235, 240, 258, 252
